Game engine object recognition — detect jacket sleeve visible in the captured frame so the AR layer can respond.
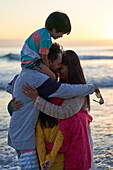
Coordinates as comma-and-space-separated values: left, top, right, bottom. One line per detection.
49, 83, 95, 98
34, 96, 86, 119
6, 75, 19, 116
5, 74, 19, 94
46, 130, 64, 163
37, 78, 95, 99
35, 121, 46, 166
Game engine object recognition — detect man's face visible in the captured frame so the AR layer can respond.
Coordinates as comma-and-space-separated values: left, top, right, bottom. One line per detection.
49, 53, 62, 73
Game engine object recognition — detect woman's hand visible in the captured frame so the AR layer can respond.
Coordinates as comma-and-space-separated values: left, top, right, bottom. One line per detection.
11, 98, 23, 111
22, 83, 38, 101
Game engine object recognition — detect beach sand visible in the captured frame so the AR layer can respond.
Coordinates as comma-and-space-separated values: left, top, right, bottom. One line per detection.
0, 88, 113, 169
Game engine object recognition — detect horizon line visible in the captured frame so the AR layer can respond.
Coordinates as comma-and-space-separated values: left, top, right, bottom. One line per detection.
0, 39, 113, 47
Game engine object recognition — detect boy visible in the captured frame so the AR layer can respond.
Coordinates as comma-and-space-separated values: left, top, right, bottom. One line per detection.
21, 11, 71, 80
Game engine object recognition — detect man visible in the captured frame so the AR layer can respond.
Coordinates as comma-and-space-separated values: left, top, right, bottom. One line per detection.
6, 43, 97, 169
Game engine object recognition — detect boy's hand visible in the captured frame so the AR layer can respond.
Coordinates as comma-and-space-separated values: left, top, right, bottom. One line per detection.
22, 83, 38, 101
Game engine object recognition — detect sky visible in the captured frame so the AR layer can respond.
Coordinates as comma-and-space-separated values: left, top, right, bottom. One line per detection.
0, 0, 113, 47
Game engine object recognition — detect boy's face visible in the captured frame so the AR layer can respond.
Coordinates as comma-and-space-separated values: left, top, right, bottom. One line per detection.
50, 28, 64, 39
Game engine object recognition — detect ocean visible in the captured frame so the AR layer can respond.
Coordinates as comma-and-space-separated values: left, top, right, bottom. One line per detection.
0, 46, 113, 169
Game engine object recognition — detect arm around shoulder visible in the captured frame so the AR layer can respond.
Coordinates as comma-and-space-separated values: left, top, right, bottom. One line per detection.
49, 84, 95, 98
34, 96, 86, 119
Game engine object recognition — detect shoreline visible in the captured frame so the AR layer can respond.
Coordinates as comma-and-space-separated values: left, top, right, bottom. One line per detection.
0, 88, 113, 169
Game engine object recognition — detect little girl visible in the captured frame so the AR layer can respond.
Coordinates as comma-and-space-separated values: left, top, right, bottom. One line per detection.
35, 98, 92, 170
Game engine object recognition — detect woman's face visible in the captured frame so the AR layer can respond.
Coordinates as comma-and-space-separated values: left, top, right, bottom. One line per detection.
59, 64, 69, 81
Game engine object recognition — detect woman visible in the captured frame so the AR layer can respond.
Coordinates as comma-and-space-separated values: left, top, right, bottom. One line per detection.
22, 50, 98, 170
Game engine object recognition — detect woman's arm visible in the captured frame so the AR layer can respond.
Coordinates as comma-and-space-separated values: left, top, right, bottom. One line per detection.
34, 96, 86, 119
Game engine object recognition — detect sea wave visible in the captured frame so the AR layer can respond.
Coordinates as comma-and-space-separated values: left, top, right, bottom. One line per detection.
0, 53, 20, 60
0, 53, 113, 61
79, 55, 113, 60
0, 83, 7, 91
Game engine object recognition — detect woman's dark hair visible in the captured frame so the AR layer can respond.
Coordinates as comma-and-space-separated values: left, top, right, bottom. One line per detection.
48, 43, 63, 62
61, 50, 90, 111
39, 112, 58, 128
45, 11, 71, 34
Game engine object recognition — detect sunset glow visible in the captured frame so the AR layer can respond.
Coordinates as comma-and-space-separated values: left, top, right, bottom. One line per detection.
0, 0, 113, 46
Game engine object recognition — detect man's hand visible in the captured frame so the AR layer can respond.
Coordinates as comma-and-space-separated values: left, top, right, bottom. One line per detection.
93, 84, 100, 94
93, 84, 104, 105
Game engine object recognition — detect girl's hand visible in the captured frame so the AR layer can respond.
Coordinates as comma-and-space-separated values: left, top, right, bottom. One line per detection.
11, 98, 23, 111
41, 164, 47, 170
44, 160, 53, 169
22, 83, 38, 101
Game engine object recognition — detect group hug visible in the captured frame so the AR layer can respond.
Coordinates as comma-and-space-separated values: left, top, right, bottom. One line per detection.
6, 11, 104, 170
